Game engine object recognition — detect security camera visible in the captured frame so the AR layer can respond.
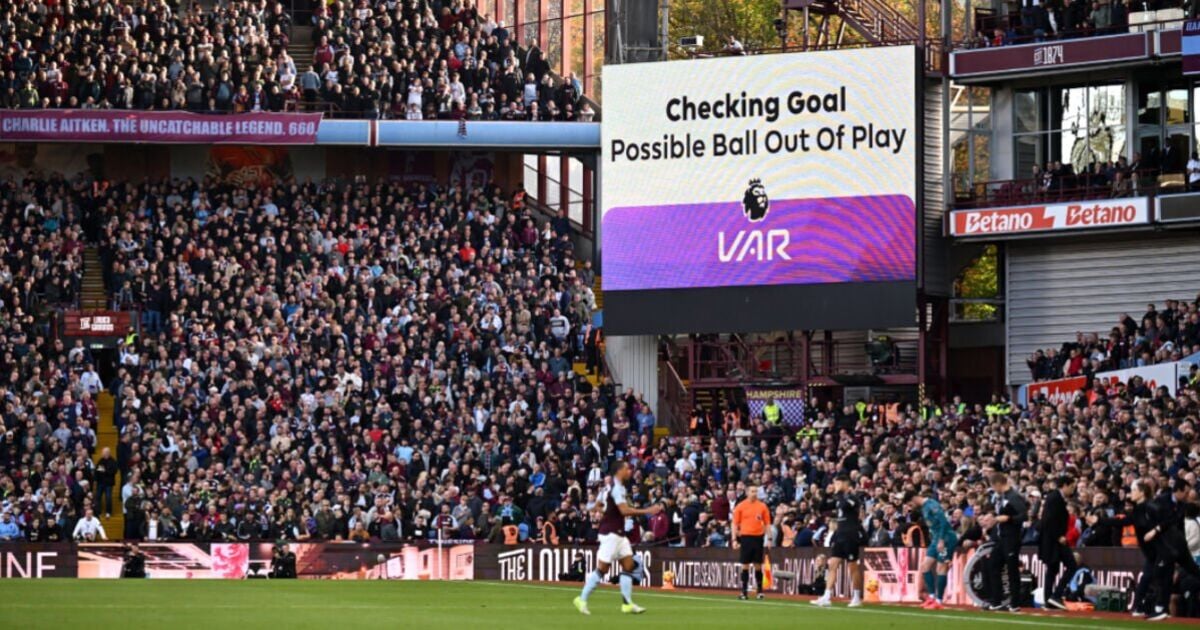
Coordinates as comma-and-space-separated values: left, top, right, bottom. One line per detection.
678, 35, 704, 48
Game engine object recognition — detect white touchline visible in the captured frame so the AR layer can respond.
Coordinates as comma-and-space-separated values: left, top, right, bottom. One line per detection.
475, 582, 1125, 630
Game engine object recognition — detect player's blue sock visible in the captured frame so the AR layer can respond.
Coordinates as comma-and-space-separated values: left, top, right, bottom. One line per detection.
580, 570, 603, 602
922, 571, 935, 597
619, 572, 634, 604
936, 574, 948, 601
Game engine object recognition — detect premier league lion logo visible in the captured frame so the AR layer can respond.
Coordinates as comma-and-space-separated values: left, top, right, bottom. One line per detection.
742, 178, 769, 222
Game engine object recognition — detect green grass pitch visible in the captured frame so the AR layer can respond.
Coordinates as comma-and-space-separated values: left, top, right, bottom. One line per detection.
0, 579, 1152, 629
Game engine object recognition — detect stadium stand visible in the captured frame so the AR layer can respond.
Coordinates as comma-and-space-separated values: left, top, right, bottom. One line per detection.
967, 0, 1192, 48
0, 0, 591, 120
0, 172, 1197, 556
1025, 300, 1200, 382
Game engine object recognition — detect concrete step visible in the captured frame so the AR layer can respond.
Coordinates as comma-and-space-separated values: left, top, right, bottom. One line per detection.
572, 361, 598, 388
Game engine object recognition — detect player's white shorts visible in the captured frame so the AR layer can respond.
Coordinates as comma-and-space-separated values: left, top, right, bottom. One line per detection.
597, 533, 633, 564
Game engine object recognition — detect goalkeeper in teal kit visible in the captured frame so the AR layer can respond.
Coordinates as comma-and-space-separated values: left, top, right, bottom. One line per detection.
905, 491, 957, 609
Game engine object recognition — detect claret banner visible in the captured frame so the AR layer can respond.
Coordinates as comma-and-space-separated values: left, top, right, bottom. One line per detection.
600, 47, 918, 335
0, 110, 322, 145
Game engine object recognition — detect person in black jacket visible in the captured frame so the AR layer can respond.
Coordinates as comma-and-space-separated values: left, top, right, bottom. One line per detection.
1039, 475, 1077, 610
1154, 480, 1200, 617
1091, 479, 1177, 620
984, 473, 1028, 612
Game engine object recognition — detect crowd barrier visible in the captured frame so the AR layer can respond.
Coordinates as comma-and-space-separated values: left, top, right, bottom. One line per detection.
0, 541, 1144, 602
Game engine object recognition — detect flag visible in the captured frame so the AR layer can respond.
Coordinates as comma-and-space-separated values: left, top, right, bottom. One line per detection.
762, 554, 773, 591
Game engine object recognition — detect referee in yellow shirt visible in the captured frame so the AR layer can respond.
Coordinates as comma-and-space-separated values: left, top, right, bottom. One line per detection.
732, 485, 771, 600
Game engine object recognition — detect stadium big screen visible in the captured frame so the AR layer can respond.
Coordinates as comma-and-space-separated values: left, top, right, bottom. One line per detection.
601, 47, 918, 334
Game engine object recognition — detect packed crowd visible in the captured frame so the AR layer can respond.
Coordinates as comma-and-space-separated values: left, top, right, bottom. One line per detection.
969, 0, 1196, 48
0, 0, 593, 121
1025, 297, 1200, 383
0, 173, 614, 543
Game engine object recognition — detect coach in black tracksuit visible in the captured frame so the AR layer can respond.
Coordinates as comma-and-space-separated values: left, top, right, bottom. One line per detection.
1038, 476, 1077, 609
987, 473, 1028, 611
1093, 480, 1199, 619
1154, 482, 1200, 612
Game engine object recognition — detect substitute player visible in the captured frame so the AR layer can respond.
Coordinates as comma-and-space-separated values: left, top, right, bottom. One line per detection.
574, 461, 663, 616
732, 485, 771, 600
905, 491, 957, 609
814, 474, 864, 608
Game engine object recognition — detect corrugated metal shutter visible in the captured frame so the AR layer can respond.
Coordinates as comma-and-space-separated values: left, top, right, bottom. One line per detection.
605, 334, 658, 413
922, 81, 950, 296
1006, 234, 1200, 386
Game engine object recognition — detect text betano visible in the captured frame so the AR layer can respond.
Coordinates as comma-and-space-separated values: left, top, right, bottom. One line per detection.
952, 201, 1147, 236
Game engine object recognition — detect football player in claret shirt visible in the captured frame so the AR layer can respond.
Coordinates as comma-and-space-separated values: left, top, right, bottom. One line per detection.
574, 461, 663, 616
905, 491, 958, 610
814, 474, 864, 608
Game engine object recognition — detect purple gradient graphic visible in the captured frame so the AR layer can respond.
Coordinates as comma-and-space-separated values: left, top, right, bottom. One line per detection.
602, 195, 915, 291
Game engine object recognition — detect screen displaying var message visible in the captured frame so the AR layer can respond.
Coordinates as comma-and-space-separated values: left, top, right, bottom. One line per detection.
601, 47, 918, 294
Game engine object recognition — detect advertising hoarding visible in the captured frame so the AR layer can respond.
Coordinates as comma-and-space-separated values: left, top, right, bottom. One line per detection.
62, 311, 135, 337
950, 198, 1150, 237
601, 47, 918, 334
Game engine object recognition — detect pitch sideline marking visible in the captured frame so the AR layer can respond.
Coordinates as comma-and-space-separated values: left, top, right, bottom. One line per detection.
474, 581, 1124, 630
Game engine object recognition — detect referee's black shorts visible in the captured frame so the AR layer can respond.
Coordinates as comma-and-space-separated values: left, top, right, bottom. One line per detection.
738, 535, 765, 564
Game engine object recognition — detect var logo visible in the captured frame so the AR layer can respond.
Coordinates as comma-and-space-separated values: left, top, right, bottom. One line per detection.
718, 229, 791, 262
719, 178, 791, 262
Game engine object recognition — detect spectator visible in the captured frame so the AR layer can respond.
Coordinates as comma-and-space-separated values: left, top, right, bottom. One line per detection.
73, 508, 107, 542
0, 511, 21, 540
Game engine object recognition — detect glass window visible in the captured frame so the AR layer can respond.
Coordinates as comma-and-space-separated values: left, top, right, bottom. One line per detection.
972, 133, 992, 183
1015, 135, 1041, 178
1090, 84, 1125, 128
1138, 84, 1162, 126
1014, 83, 1125, 174
1166, 86, 1190, 125
548, 18, 563, 73
1013, 89, 1040, 133
1194, 84, 1200, 126
591, 11, 604, 100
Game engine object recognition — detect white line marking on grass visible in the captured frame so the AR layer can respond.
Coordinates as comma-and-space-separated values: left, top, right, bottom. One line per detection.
474, 581, 1127, 630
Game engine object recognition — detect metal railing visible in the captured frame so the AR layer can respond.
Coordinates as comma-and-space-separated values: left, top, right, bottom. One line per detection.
954, 169, 1180, 209
961, 7, 1189, 49
684, 38, 946, 73
657, 358, 690, 436
950, 297, 1005, 323
678, 336, 919, 385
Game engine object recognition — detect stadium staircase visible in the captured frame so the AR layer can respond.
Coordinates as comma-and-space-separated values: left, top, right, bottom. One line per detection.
80, 246, 125, 536
289, 25, 315, 72
789, 0, 920, 45
94, 393, 123, 538
81, 247, 106, 310
571, 274, 603, 388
